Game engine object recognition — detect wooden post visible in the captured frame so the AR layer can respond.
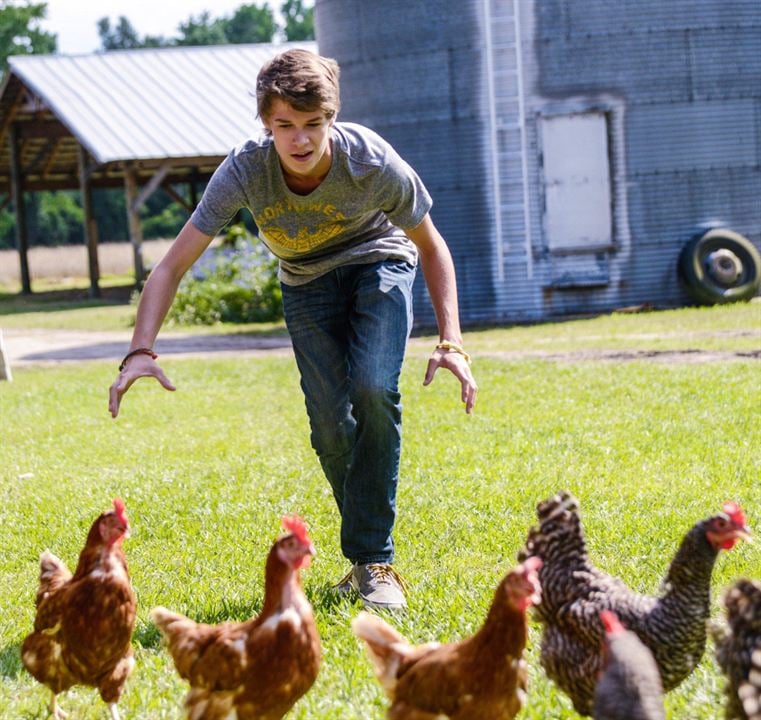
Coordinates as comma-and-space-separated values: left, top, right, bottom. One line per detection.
77, 144, 100, 298
0, 329, 11, 382
124, 164, 145, 285
8, 123, 31, 294
189, 168, 199, 209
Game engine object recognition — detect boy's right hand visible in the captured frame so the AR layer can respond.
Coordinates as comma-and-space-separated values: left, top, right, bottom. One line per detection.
108, 355, 176, 418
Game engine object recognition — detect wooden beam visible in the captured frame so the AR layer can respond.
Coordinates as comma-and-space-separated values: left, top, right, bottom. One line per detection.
8, 123, 31, 294
131, 161, 171, 212
17, 120, 72, 140
78, 145, 100, 298
0, 79, 23, 152
189, 168, 199, 208
26, 137, 58, 175
41, 136, 63, 177
124, 165, 145, 285
160, 182, 193, 213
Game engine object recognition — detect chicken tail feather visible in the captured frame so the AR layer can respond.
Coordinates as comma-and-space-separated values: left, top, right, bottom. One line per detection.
150, 606, 210, 679
36, 551, 72, 606
352, 611, 412, 696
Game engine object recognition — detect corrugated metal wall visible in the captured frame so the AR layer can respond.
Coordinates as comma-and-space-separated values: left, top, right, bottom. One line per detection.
315, 0, 500, 326
315, 0, 761, 324
531, 0, 761, 317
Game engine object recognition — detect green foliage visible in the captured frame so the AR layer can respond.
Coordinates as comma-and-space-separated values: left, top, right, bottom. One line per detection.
97, 16, 142, 50
165, 224, 282, 325
175, 11, 228, 47
282, 0, 315, 41
96, 1, 311, 50
30, 191, 84, 246
224, 3, 277, 44
0, 307, 758, 717
0, 0, 56, 76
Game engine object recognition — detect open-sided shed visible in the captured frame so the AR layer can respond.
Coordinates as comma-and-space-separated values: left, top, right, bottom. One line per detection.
0, 41, 315, 295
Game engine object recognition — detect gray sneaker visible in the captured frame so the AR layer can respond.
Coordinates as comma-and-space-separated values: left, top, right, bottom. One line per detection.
351, 563, 408, 611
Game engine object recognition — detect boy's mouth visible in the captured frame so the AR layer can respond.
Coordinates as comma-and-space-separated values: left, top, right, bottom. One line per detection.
291, 151, 313, 162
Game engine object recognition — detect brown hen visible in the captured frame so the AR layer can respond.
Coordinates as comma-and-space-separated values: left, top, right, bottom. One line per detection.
22, 498, 136, 720
352, 557, 542, 720
150, 515, 320, 720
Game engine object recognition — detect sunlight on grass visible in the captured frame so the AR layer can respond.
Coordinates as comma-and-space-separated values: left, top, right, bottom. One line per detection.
0, 305, 759, 718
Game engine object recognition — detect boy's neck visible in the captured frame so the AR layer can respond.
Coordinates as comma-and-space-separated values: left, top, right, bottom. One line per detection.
282, 168, 328, 195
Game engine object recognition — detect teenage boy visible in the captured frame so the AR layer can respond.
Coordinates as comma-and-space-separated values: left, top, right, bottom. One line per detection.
109, 49, 477, 610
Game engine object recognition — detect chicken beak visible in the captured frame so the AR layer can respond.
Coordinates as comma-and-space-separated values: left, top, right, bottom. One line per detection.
737, 528, 753, 544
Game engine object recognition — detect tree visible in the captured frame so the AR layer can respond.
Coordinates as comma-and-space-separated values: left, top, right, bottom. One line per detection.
175, 11, 227, 46
97, 16, 169, 51
281, 0, 314, 41
0, 0, 56, 76
224, 3, 276, 44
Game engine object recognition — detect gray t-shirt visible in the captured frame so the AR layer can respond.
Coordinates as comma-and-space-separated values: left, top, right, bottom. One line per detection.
190, 122, 433, 285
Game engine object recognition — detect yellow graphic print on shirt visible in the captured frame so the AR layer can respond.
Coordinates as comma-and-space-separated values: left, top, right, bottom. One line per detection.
255, 199, 347, 257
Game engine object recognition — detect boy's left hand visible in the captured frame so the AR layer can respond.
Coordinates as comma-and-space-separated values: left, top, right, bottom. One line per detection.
423, 348, 478, 414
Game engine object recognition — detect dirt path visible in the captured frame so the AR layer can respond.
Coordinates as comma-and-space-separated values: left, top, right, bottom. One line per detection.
3, 327, 759, 368
1, 328, 294, 366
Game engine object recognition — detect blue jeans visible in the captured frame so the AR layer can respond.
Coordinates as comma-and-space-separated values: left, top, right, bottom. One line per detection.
281, 260, 416, 565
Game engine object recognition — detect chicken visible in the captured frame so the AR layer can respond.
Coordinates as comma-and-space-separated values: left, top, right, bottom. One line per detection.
22, 498, 136, 720
713, 578, 761, 720
593, 610, 665, 720
150, 515, 320, 720
518, 490, 751, 715
351, 557, 542, 720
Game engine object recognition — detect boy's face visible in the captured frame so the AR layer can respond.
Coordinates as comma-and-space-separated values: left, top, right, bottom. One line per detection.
264, 99, 334, 183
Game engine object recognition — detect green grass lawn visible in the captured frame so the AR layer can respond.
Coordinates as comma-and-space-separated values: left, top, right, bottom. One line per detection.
0, 304, 759, 718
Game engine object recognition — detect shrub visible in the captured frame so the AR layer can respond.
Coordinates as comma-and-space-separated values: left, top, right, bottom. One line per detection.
163, 224, 282, 325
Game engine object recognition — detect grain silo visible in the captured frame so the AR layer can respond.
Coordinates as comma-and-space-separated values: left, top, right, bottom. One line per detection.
315, 0, 761, 324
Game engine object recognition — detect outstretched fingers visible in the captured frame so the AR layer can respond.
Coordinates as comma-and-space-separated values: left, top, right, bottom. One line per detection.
108, 359, 176, 418
423, 351, 478, 414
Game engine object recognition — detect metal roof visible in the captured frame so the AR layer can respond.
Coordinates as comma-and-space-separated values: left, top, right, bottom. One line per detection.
5, 42, 316, 165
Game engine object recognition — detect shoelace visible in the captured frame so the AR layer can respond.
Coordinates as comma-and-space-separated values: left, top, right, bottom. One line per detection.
364, 563, 409, 594
333, 568, 354, 590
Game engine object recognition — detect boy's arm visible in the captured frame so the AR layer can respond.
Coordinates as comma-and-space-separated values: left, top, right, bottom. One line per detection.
108, 220, 214, 418
404, 213, 478, 414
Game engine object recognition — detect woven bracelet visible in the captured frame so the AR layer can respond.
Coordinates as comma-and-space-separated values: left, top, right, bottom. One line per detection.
435, 340, 472, 365
119, 347, 157, 371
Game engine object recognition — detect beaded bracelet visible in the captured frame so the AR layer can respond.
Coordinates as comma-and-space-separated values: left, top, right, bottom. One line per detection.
119, 347, 158, 371
435, 340, 471, 365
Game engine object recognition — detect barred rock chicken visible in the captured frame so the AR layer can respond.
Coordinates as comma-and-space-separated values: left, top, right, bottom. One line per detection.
351, 557, 542, 720
22, 498, 136, 720
150, 515, 320, 720
593, 610, 665, 720
713, 578, 761, 720
518, 490, 751, 716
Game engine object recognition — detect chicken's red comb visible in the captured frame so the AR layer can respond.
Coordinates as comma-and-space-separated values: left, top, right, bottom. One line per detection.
282, 514, 310, 545
600, 610, 625, 634
723, 502, 746, 527
112, 497, 128, 525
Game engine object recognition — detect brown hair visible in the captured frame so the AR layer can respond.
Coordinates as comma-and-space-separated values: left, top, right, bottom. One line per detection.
256, 49, 341, 124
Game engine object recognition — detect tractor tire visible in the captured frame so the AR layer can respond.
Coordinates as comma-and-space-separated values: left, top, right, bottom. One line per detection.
678, 228, 761, 305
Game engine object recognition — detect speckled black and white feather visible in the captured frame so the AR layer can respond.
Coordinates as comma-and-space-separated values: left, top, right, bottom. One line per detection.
518, 491, 742, 716
714, 578, 761, 720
